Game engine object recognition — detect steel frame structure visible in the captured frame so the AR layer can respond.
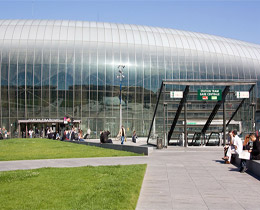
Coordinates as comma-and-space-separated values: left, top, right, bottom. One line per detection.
147, 80, 257, 146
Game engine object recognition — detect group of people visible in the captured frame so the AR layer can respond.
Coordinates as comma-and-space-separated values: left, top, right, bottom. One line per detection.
99, 125, 138, 145
62, 127, 84, 141
223, 130, 260, 173
118, 126, 138, 144
21, 126, 92, 141
25, 126, 91, 141
0, 127, 9, 139
23, 128, 45, 138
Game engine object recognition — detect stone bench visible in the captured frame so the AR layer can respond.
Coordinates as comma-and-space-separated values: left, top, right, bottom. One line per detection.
66, 140, 149, 155
231, 154, 260, 177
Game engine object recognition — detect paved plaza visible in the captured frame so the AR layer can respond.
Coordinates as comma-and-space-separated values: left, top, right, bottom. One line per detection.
136, 147, 260, 210
1, 144, 260, 210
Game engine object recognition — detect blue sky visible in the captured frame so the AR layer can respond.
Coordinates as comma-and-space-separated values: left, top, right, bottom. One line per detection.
0, 0, 259, 44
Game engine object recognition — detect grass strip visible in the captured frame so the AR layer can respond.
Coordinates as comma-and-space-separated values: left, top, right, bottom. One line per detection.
0, 138, 141, 161
0, 164, 146, 210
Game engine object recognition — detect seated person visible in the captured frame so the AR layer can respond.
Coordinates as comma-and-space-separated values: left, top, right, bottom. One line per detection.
240, 134, 255, 173
56, 131, 60, 140
61, 130, 66, 141
66, 130, 70, 140
252, 135, 260, 160
103, 131, 112, 143
100, 130, 104, 143
223, 130, 242, 164
224, 130, 233, 157
78, 130, 83, 140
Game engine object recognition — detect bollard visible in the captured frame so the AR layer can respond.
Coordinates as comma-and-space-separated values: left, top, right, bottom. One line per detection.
157, 137, 163, 149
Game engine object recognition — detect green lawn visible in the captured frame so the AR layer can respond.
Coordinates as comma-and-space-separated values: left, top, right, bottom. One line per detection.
0, 164, 147, 210
0, 138, 141, 161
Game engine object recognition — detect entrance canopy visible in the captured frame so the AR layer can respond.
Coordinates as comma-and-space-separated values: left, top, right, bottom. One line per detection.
147, 80, 257, 147
18, 119, 81, 138
18, 119, 81, 124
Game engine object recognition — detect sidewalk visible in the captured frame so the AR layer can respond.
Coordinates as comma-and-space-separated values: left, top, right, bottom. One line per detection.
136, 147, 260, 210
0, 156, 148, 172
1, 146, 260, 210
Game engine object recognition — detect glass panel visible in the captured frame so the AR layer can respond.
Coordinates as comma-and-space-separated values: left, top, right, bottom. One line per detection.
18, 53, 26, 118
60, 26, 68, 41
36, 26, 46, 40
159, 33, 169, 47
90, 28, 98, 42
1, 63, 9, 118
13, 25, 23, 40
21, 25, 31, 40
119, 29, 127, 43
132, 30, 142, 45
97, 28, 105, 42
0, 26, 8, 39
5, 26, 15, 39
52, 26, 61, 41
67, 26, 75, 41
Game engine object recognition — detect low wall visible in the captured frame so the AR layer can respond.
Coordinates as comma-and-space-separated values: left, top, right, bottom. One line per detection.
231, 154, 260, 178
66, 141, 149, 155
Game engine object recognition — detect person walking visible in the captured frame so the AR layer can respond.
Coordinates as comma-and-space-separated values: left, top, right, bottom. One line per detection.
119, 125, 126, 145
29, 129, 33, 138
132, 130, 137, 143
86, 128, 91, 139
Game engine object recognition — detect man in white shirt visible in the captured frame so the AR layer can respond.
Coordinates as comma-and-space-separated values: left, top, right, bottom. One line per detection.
224, 130, 243, 164
29, 129, 33, 138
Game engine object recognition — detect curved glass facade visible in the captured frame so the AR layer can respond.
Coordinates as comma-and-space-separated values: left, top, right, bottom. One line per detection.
0, 20, 260, 137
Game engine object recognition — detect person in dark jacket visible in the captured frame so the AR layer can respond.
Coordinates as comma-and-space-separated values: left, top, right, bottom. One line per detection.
239, 134, 255, 173
103, 131, 112, 143
100, 130, 104, 143
252, 135, 260, 160
132, 130, 137, 143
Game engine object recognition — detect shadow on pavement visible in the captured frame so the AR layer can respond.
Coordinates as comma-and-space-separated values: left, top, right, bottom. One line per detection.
214, 160, 226, 164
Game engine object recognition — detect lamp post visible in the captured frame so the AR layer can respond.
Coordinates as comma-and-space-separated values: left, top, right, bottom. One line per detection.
117, 65, 125, 129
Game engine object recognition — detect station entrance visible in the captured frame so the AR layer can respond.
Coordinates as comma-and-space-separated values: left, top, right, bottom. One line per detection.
18, 119, 81, 138
147, 80, 257, 147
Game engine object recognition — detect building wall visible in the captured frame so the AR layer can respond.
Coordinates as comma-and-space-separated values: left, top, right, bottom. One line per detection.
0, 20, 260, 137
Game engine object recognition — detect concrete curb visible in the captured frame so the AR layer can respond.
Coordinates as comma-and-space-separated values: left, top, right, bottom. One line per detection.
66, 140, 149, 155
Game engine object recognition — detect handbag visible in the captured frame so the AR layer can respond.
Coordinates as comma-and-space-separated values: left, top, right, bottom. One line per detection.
239, 150, 251, 160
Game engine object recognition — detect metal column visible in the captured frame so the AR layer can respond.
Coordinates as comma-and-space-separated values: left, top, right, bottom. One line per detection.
184, 102, 188, 147
18, 123, 21, 138
166, 103, 168, 148
26, 123, 28, 138
147, 82, 164, 143
223, 101, 226, 146
163, 103, 166, 147
163, 84, 166, 147
252, 102, 256, 131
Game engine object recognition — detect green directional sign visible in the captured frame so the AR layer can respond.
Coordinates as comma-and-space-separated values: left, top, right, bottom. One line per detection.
197, 89, 222, 101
